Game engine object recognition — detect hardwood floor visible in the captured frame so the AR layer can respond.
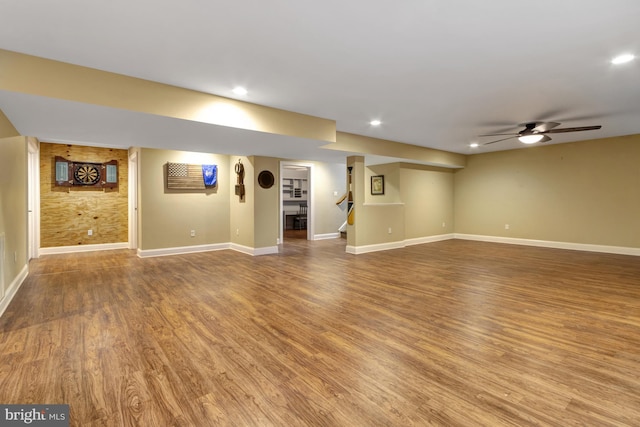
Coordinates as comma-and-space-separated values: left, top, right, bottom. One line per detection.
0, 239, 639, 426
283, 228, 308, 240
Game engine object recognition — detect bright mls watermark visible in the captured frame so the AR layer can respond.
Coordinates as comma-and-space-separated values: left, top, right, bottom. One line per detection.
0, 405, 69, 426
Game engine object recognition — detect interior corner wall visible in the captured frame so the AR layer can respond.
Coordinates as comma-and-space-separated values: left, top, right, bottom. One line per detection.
453, 135, 640, 248
139, 148, 231, 250
361, 162, 404, 244
400, 164, 455, 238
348, 157, 404, 247
39, 143, 129, 247
366, 163, 401, 204
0, 109, 19, 139
0, 136, 28, 295
346, 160, 455, 249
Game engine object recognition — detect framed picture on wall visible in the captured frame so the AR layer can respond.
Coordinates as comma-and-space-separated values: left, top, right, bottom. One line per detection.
371, 175, 384, 195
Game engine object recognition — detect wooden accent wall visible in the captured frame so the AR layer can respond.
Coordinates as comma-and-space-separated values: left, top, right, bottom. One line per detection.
40, 143, 128, 247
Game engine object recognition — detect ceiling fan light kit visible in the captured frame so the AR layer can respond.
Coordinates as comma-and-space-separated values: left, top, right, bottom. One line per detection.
518, 134, 544, 144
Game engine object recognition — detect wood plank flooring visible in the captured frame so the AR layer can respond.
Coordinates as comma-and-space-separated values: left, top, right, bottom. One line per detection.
0, 239, 639, 426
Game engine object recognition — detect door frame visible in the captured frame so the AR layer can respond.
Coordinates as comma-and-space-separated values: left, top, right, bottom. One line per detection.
279, 161, 313, 243
27, 138, 40, 260
128, 149, 138, 250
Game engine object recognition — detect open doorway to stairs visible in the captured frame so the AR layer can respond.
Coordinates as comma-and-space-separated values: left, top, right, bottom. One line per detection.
280, 162, 312, 243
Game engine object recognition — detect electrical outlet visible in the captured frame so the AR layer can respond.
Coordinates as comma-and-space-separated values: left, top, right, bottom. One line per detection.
88, 229, 93, 236
190, 230, 196, 237
505, 224, 510, 230
236, 228, 240, 236
442, 222, 446, 228
333, 191, 338, 196
388, 227, 392, 234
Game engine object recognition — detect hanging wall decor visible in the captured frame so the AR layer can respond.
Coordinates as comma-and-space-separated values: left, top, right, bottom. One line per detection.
371, 175, 385, 195
347, 166, 355, 225
167, 162, 217, 189
234, 159, 245, 200
54, 156, 118, 189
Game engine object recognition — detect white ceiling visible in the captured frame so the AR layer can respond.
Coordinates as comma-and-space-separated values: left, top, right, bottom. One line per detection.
1, 0, 639, 163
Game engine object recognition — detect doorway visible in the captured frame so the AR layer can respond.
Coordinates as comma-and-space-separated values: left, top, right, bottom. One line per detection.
27, 138, 40, 260
128, 150, 138, 250
0, 233, 5, 300
280, 162, 312, 243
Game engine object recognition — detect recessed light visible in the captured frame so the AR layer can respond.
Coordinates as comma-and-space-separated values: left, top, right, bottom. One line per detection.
370, 120, 381, 126
232, 86, 248, 95
611, 54, 635, 65
470, 143, 479, 148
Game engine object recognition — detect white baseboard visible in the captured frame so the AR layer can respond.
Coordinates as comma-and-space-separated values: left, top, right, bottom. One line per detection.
346, 240, 406, 255
405, 233, 455, 246
346, 234, 454, 255
315, 232, 340, 240
254, 246, 279, 256
39, 242, 129, 255
138, 243, 230, 258
138, 243, 279, 258
0, 264, 28, 318
345, 232, 639, 257
454, 234, 640, 256
231, 244, 278, 256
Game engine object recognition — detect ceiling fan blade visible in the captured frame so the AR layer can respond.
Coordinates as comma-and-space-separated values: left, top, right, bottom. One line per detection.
543, 125, 602, 134
532, 122, 561, 132
478, 133, 518, 137
539, 135, 552, 143
483, 136, 517, 145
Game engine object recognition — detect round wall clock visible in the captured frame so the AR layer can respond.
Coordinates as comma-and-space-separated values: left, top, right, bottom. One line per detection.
74, 164, 101, 185
258, 170, 275, 189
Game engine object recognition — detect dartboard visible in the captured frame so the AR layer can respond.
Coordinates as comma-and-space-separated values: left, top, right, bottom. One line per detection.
74, 164, 101, 185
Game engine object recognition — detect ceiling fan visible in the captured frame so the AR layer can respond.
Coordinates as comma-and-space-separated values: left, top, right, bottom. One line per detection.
480, 122, 602, 145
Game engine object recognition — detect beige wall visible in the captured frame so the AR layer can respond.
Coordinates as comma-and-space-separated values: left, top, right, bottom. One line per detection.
362, 163, 405, 245
229, 156, 255, 248
0, 136, 27, 294
253, 156, 280, 248
138, 148, 347, 252
366, 163, 401, 204
454, 135, 640, 248
348, 157, 404, 247
348, 158, 456, 248
401, 164, 454, 238
139, 148, 231, 250
22, 133, 640, 260
358, 203, 406, 246
39, 143, 128, 247
0, 109, 19, 139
